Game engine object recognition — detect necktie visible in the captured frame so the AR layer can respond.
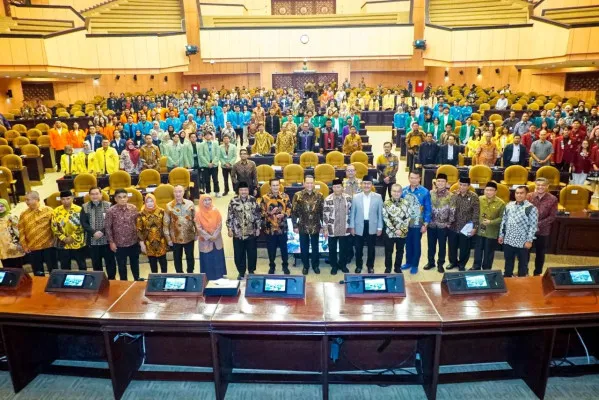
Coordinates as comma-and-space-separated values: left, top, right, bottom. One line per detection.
208, 142, 212, 162
103, 150, 107, 174
68, 155, 72, 174
85, 154, 88, 169
192, 144, 199, 168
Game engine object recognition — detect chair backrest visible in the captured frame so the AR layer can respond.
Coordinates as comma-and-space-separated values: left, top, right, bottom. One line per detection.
535, 166, 561, 188
503, 165, 528, 185
1, 154, 22, 170
314, 164, 335, 184
26, 129, 42, 141
260, 181, 284, 197
45, 192, 62, 209
35, 123, 50, 133
0, 145, 14, 158
5, 130, 20, 142
13, 136, 30, 148
350, 150, 368, 166
283, 164, 304, 185
168, 167, 191, 188
559, 185, 590, 212
437, 165, 459, 186
125, 187, 144, 211
137, 169, 161, 189
469, 165, 493, 185
299, 151, 319, 168
326, 150, 345, 167
109, 170, 132, 190
496, 183, 510, 204
0, 166, 14, 186
314, 180, 330, 197
83, 191, 109, 203
257, 165, 275, 183
21, 144, 39, 158
154, 184, 175, 210
12, 124, 26, 134
274, 152, 293, 167
74, 173, 98, 194
159, 155, 168, 173
0, 138, 7, 146
351, 162, 368, 179
37, 135, 51, 147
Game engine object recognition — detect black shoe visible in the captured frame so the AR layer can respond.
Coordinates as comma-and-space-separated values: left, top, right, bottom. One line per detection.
302, 267, 309, 275
437, 265, 445, 273
458, 267, 465, 271
469, 266, 481, 271
237, 274, 245, 280
282, 267, 290, 275
393, 267, 402, 274
248, 270, 255, 274
384, 267, 391, 273
368, 268, 374, 274
423, 263, 436, 270
313, 266, 320, 274
268, 267, 275, 274
331, 268, 338, 275
446, 264, 458, 270
223, 191, 229, 196
355, 267, 362, 273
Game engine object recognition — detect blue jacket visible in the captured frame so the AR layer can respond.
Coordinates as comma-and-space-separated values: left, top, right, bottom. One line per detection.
394, 112, 408, 130
122, 122, 138, 140
402, 185, 432, 225
212, 105, 224, 129
195, 116, 206, 127
137, 120, 153, 136
242, 111, 252, 126
229, 111, 244, 129
85, 134, 104, 152
164, 117, 182, 132
450, 106, 462, 122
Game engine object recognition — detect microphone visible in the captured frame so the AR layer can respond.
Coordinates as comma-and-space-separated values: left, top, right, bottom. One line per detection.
442, 270, 500, 282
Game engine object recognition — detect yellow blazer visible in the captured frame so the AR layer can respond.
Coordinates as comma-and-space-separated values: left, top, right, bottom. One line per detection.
94, 147, 119, 174
75, 151, 97, 174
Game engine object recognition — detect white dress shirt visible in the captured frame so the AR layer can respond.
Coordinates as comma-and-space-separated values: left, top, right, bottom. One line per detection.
447, 145, 454, 160
510, 145, 521, 162
363, 192, 371, 221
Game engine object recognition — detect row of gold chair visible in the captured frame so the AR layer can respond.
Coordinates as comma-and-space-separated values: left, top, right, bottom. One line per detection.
257, 162, 371, 186
273, 151, 370, 168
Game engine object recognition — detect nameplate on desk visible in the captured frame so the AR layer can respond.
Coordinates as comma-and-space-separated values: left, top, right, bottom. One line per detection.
272, 166, 282, 171
45, 270, 108, 294
543, 267, 599, 290
245, 275, 306, 299
0, 268, 31, 292
342, 274, 405, 298
205, 278, 240, 297
442, 270, 506, 295
145, 273, 206, 296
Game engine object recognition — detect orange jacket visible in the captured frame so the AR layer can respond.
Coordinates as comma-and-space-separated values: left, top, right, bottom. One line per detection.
48, 128, 68, 151
66, 129, 86, 149
120, 113, 138, 124
103, 125, 115, 141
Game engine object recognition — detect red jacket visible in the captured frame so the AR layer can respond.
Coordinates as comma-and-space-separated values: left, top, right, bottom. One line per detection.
521, 131, 539, 152
591, 145, 599, 169
552, 136, 577, 164
570, 126, 588, 145
572, 150, 593, 174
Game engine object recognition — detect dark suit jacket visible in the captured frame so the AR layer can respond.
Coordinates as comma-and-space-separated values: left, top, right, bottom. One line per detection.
437, 144, 459, 166
85, 134, 104, 152
418, 142, 439, 165
265, 115, 281, 136
502, 143, 528, 167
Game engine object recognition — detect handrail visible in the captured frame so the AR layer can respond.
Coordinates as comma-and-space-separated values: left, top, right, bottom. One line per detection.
425, 22, 533, 31
9, 2, 85, 22
0, 25, 86, 39
81, 0, 120, 14
360, 0, 409, 10
200, 1, 247, 10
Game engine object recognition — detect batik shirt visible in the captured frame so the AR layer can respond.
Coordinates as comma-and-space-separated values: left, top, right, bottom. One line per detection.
382, 193, 420, 238
291, 189, 324, 235
260, 192, 292, 235
499, 200, 538, 248
163, 199, 196, 244
226, 195, 262, 239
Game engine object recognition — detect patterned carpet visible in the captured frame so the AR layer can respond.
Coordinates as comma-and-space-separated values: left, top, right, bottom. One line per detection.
1, 370, 599, 399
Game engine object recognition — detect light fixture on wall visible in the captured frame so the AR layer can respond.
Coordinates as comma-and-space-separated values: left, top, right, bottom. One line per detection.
300, 34, 309, 44
164, 76, 168, 83
133, 74, 138, 81
209, 59, 215, 64
93, 77, 100, 86
477, 67, 482, 77
115, 75, 120, 80
459, 70, 464, 75
6, 90, 13, 99
495, 68, 500, 74
185, 45, 199, 56
444, 70, 449, 82
150, 75, 155, 80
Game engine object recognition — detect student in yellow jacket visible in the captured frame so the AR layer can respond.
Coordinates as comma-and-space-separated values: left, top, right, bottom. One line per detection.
94, 139, 120, 175
75, 142, 97, 174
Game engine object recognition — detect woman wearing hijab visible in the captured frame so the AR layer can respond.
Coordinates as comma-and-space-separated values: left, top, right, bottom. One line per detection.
195, 194, 227, 280
76, 141, 97, 174
124, 139, 142, 173
0, 199, 26, 268
136, 194, 169, 273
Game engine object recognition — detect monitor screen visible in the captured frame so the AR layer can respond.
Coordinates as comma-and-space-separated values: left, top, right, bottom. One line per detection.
570, 270, 594, 284
364, 277, 387, 292
164, 277, 187, 291
264, 278, 286, 293
63, 274, 85, 288
465, 275, 488, 289
0, 271, 5, 284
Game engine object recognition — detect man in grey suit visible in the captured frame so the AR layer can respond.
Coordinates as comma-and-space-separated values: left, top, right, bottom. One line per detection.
349, 176, 384, 273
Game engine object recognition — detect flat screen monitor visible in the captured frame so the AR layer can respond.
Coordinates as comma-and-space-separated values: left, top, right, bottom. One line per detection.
570, 270, 594, 284
465, 275, 489, 289
364, 277, 387, 292
164, 277, 187, 291
264, 278, 287, 293
63, 274, 85, 288
0, 271, 5, 284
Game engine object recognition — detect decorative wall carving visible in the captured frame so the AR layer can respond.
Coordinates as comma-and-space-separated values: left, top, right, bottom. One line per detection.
272, 0, 335, 15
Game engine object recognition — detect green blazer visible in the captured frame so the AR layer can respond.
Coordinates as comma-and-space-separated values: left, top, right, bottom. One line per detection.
183, 141, 202, 168
218, 143, 237, 167
198, 140, 219, 168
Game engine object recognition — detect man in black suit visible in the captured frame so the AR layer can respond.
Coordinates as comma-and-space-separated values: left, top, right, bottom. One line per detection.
502, 134, 528, 167
265, 108, 281, 137
437, 134, 459, 166
418, 132, 439, 165
85, 125, 104, 152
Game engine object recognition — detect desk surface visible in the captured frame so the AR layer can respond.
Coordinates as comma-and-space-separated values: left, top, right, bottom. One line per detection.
211, 282, 325, 331
323, 282, 440, 330
102, 281, 219, 324
421, 277, 599, 329
0, 277, 133, 322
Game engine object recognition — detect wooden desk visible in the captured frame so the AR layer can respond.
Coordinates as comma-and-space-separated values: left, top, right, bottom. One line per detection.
21, 155, 44, 185
211, 281, 326, 400
324, 282, 441, 400
0, 182, 10, 205
0, 277, 133, 393
9, 167, 31, 198
548, 212, 599, 257
101, 281, 219, 399
420, 277, 599, 399
39, 146, 56, 171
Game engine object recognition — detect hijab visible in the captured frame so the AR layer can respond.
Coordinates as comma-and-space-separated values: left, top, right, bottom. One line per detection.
142, 193, 160, 213
126, 139, 140, 165
83, 141, 93, 155
195, 194, 221, 234
0, 199, 10, 218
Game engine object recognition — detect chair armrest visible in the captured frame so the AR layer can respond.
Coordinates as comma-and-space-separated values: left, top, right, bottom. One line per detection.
558, 203, 565, 211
